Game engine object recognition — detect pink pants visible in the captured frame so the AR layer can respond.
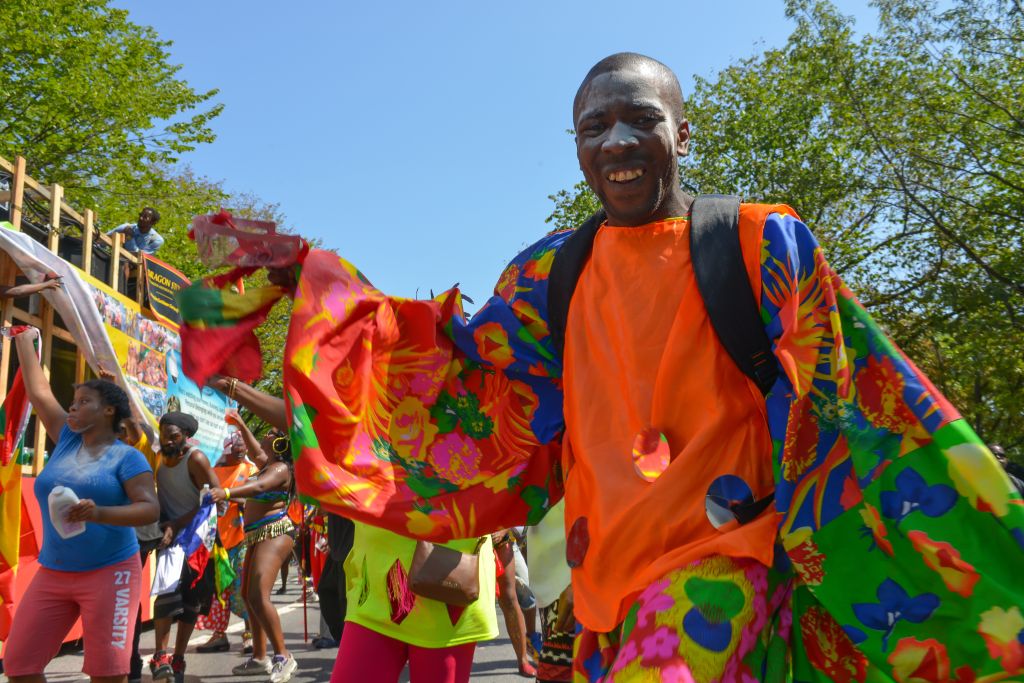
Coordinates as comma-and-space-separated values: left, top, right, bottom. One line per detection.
3, 555, 142, 677
330, 622, 477, 683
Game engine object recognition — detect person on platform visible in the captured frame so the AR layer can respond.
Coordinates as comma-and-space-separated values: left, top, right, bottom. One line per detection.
106, 207, 164, 255
3, 328, 158, 683
106, 206, 164, 297
208, 412, 298, 683
180, 53, 1024, 681
149, 411, 217, 683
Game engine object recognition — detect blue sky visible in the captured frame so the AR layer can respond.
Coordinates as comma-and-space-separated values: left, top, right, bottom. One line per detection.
113, 1, 878, 304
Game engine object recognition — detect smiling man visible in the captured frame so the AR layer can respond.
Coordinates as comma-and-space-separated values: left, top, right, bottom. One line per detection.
573, 54, 690, 227
181, 53, 1024, 682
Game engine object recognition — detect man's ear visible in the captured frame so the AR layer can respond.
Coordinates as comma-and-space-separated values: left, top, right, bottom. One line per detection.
676, 119, 691, 157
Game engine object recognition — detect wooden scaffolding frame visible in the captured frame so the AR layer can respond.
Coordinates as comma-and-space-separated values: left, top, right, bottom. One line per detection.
0, 153, 147, 474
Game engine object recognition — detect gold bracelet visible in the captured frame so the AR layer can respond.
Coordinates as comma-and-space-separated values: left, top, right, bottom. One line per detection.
224, 488, 231, 501
228, 378, 238, 399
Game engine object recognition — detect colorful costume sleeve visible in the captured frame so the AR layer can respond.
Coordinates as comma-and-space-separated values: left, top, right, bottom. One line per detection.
178, 207, 1023, 678
285, 232, 571, 541
760, 212, 1024, 680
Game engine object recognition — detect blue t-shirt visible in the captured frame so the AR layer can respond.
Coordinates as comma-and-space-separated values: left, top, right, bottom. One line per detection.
34, 426, 152, 571
106, 223, 165, 254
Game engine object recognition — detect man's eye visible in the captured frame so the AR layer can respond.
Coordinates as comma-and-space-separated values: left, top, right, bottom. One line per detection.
581, 124, 605, 137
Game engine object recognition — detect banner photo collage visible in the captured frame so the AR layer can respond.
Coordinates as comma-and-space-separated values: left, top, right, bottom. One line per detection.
84, 274, 234, 459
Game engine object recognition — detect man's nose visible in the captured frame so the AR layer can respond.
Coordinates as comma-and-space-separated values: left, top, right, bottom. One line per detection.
602, 121, 639, 153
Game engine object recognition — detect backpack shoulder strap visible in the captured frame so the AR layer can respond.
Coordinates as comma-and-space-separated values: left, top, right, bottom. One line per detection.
689, 195, 778, 396
548, 209, 605, 358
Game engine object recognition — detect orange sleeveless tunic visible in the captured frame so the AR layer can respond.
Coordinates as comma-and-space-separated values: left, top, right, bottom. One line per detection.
562, 205, 784, 631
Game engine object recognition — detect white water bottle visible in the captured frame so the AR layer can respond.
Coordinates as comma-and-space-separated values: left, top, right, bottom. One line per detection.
48, 486, 86, 539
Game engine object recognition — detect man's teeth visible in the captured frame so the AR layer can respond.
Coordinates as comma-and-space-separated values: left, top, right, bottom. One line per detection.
608, 169, 645, 182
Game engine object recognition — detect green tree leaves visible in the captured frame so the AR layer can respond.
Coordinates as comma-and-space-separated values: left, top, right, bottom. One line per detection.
0, 0, 220, 201
546, 0, 1024, 453
0, 0, 293, 421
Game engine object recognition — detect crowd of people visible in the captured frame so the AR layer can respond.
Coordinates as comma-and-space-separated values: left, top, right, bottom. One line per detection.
3, 51, 1023, 683
2, 339, 562, 683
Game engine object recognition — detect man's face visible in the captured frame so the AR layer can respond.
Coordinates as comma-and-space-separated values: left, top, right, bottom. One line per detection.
575, 68, 689, 226
159, 424, 186, 456
222, 440, 245, 464
138, 209, 156, 232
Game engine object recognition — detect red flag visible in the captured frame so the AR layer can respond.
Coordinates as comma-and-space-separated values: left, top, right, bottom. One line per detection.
0, 368, 32, 640
1, 368, 32, 466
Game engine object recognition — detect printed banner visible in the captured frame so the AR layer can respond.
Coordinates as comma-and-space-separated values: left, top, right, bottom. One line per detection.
142, 254, 189, 328
0, 222, 233, 460
86, 273, 234, 457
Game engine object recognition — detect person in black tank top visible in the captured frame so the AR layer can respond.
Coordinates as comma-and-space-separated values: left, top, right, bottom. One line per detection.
149, 412, 218, 683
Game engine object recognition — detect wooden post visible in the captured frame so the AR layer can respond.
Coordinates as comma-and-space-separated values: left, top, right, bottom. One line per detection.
31, 303, 54, 475
75, 353, 87, 384
10, 156, 26, 231
83, 209, 95, 276
28, 182, 63, 473
111, 232, 122, 290
48, 183, 62, 252
0, 254, 14, 403
136, 254, 145, 307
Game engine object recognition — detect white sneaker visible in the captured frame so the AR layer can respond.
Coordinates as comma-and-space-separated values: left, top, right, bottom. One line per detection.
232, 657, 272, 676
269, 654, 297, 683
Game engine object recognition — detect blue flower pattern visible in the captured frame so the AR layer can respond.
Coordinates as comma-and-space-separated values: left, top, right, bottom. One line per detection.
851, 578, 940, 651
879, 467, 957, 529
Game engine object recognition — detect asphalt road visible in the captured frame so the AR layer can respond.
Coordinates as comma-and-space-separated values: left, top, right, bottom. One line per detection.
29, 582, 530, 683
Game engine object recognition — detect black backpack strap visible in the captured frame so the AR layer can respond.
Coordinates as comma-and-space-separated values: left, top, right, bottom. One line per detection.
548, 197, 779, 397
548, 209, 605, 359
689, 195, 779, 396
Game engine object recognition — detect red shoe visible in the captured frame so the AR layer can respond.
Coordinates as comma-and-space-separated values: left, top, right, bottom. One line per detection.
171, 654, 186, 683
149, 651, 172, 681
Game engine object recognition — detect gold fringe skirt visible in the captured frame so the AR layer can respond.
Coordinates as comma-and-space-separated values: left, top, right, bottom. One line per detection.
244, 517, 295, 546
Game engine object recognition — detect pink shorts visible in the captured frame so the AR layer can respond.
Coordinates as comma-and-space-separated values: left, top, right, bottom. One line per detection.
3, 554, 142, 677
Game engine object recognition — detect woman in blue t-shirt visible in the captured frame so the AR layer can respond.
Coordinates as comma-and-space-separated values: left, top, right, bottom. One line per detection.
4, 328, 159, 683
